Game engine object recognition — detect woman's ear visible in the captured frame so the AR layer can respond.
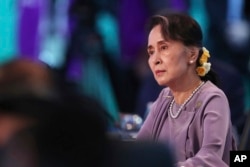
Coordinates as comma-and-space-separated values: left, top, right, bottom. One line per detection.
187, 47, 199, 64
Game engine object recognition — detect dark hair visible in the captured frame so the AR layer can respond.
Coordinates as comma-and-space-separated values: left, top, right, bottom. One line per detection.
147, 13, 219, 85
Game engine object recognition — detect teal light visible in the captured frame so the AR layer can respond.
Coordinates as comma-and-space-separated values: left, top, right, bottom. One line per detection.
189, 0, 209, 42
0, 0, 18, 64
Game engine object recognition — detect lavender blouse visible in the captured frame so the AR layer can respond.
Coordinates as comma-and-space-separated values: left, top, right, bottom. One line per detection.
137, 81, 237, 167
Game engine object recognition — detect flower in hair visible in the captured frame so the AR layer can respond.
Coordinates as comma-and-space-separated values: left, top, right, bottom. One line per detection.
199, 47, 210, 64
196, 47, 211, 76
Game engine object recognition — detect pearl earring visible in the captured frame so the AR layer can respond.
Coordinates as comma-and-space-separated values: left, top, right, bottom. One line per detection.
190, 60, 194, 64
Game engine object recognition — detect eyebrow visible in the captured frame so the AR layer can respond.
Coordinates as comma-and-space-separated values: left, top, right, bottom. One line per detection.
147, 40, 168, 50
158, 40, 168, 45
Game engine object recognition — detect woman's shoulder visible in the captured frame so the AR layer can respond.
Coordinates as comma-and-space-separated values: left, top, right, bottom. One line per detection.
201, 81, 227, 97
197, 81, 230, 108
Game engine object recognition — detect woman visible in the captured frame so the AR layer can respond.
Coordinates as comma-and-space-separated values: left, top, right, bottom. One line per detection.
136, 13, 237, 167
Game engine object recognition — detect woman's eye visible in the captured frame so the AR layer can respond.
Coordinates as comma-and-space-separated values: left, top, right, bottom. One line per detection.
160, 45, 168, 50
148, 50, 154, 56
148, 49, 154, 56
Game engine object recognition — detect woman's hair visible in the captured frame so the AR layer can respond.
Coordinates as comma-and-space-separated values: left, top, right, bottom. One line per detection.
147, 13, 219, 86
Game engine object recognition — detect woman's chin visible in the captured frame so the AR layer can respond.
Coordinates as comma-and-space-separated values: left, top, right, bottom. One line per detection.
156, 80, 167, 87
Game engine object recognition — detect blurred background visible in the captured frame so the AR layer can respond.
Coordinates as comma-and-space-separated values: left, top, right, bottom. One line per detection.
0, 0, 250, 146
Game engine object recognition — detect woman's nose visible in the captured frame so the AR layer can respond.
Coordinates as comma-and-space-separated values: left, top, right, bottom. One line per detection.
155, 59, 161, 65
152, 54, 161, 65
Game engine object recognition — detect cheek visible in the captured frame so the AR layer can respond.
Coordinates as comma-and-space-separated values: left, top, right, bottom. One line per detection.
174, 59, 189, 73
167, 57, 185, 72
162, 56, 173, 67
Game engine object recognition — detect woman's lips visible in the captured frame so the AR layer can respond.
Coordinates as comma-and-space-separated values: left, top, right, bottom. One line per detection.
155, 70, 166, 75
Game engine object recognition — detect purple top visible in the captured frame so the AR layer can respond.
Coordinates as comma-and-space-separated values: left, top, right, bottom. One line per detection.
137, 81, 237, 167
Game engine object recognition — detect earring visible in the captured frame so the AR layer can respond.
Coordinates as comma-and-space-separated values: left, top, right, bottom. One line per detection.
189, 60, 194, 64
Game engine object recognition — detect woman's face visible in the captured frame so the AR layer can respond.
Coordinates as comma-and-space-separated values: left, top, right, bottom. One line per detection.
147, 25, 190, 86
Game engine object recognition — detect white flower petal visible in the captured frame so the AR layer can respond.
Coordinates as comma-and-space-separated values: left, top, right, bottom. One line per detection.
203, 62, 211, 74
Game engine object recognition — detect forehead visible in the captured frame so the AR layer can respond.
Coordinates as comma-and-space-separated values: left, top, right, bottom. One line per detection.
147, 25, 187, 51
148, 25, 168, 47
148, 25, 163, 41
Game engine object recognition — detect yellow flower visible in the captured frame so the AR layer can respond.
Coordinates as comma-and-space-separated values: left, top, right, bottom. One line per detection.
199, 55, 208, 65
196, 66, 206, 76
202, 47, 210, 58
199, 47, 210, 65
196, 47, 211, 76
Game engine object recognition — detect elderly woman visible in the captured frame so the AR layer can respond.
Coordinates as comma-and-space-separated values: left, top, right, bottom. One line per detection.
137, 13, 237, 167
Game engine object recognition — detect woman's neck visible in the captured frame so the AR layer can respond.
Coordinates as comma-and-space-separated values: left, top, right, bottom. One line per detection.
170, 78, 202, 104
